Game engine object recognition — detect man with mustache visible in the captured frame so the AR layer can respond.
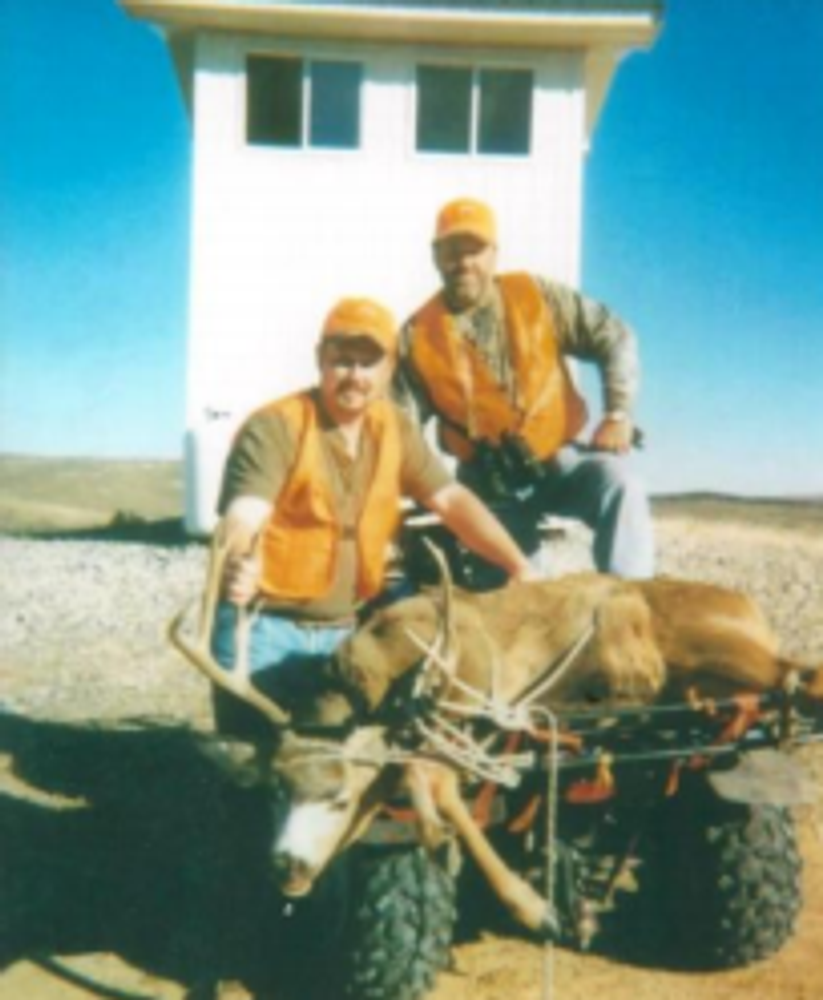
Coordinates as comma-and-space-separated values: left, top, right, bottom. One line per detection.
395, 197, 655, 584
210, 296, 534, 732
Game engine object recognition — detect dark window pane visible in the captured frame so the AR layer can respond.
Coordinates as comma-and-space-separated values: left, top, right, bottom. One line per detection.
247, 56, 303, 147
416, 65, 471, 153
478, 69, 533, 155
310, 61, 362, 149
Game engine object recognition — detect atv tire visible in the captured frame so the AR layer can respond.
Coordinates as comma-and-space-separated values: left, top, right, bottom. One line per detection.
343, 846, 457, 1000
662, 780, 802, 969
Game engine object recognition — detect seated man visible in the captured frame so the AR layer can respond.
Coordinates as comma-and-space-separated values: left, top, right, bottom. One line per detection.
394, 197, 655, 584
211, 296, 534, 734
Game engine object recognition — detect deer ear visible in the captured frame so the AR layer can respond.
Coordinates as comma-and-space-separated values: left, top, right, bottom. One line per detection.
197, 737, 266, 787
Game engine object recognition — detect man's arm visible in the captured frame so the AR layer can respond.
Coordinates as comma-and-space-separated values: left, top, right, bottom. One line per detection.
215, 409, 293, 605
422, 482, 535, 582
396, 406, 533, 581
390, 320, 437, 425
540, 278, 641, 454
220, 496, 272, 606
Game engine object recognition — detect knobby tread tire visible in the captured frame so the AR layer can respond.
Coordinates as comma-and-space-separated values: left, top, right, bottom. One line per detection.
663, 782, 802, 969
343, 847, 457, 1000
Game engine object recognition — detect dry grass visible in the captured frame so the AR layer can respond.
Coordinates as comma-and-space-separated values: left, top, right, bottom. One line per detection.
654, 493, 823, 538
2, 454, 820, 538
0, 455, 183, 533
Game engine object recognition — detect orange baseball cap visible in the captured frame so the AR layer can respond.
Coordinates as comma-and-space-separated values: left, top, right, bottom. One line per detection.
320, 297, 398, 355
434, 197, 497, 245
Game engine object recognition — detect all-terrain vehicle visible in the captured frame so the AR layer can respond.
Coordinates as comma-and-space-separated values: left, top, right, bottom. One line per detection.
314, 512, 821, 1000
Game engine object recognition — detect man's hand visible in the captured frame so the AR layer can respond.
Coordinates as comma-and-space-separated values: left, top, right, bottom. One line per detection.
220, 496, 272, 606
223, 551, 262, 606
508, 562, 541, 584
590, 415, 634, 454
424, 482, 535, 582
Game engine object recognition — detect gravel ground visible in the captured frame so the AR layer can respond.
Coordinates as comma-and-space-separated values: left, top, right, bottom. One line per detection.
2, 516, 822, 725
0, 536, 210, 724
2, 514, 823, 1000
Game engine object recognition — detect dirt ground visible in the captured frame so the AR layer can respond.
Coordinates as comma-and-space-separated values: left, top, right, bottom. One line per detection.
1, 459, 822, 999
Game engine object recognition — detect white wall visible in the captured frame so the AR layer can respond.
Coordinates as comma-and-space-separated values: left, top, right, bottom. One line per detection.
184, 30, 587, 531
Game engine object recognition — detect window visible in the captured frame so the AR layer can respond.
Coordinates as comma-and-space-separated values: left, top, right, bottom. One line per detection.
478, 69, 533, 155
247, 55, 362, 149
248, 57, 302, 147
416, 66, 471, 153
416, 64, 533, 156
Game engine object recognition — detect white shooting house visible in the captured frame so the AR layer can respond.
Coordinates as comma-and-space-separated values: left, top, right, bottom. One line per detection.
120, 0, 662, 533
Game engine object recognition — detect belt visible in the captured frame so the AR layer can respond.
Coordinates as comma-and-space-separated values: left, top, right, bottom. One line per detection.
291, 617, 357, 630
256, 605, 357, 630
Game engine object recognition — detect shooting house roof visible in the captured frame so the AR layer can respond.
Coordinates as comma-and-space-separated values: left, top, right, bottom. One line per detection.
120, 0, 663, 51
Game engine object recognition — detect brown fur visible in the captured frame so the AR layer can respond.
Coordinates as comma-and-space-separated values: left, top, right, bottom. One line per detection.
333, 572, 821, 712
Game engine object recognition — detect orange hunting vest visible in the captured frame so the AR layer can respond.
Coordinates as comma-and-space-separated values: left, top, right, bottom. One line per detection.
409, 273, 587, 461
256, 393, 402, 602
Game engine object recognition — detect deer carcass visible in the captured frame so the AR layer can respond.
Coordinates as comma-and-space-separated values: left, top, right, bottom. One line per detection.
168, 525, 823, 944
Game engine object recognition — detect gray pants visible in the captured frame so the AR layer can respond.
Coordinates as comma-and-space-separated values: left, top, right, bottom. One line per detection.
460, 444, 655, 581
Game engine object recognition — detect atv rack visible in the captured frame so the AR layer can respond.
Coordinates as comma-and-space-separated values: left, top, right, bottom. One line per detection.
484, 683, 823, 811
544, 686, 822, 764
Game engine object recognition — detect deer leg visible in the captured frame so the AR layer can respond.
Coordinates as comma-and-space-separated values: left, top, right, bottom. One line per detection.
405, 763, 450, 851
667, 635, 808, 699
428, 768, 557, 940
800, 663, 823, 701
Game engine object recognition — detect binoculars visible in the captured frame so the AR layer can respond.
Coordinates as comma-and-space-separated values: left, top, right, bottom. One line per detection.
471, 433, 546, 500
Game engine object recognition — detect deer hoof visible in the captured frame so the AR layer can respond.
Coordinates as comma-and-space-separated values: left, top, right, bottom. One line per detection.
535, 907, 560, 942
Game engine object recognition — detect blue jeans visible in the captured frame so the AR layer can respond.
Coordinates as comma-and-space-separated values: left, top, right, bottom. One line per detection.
210, 602, 353, 737
461, 444, 655, 582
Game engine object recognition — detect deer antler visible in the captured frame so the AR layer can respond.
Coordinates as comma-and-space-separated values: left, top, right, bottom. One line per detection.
167, 520, 291, 728
412, 539, 458, 694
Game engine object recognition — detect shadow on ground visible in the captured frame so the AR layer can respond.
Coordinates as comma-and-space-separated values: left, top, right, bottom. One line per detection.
0, 711, 710, 998
5, 517, 193, 547
0, 712, 351, 999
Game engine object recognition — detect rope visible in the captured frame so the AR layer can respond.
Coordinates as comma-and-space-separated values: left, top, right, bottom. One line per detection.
404, 625, 538, 783
403, 616, 592, 1000
287, 612, 586, 1000
414, 715, 533, 786
403, 618, 593, 763
511, 622, 596, 709
528, 703, 561, 1000
281, 733, 532, 788
405, 618, 595, 720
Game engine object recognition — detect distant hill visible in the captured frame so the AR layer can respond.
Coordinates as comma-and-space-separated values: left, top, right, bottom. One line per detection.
0, 455, 183, 533
653, 492, 823, 535
0, 454, 819, 537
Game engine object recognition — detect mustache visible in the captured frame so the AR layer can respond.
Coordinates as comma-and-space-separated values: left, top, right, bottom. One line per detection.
336, 377, 369, 394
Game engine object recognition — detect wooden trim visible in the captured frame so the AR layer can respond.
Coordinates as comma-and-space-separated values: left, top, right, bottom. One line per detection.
120, 1, 661, 51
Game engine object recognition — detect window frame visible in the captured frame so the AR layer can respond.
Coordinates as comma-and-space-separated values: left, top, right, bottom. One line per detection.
413, 61, 534, 159
245, 52, 364, 152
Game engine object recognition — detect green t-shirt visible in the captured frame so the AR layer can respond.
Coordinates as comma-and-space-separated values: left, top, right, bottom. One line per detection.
219, 390, 451, 620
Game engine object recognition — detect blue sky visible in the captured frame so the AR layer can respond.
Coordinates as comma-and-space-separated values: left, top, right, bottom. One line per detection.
2, 0, 822, 496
